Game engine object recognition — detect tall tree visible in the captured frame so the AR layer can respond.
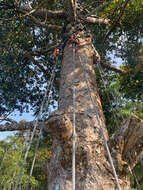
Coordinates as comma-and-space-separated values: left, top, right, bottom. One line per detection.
0, 0, 143, 189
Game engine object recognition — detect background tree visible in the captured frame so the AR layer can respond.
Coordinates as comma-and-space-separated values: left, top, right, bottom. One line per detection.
0, 0, 143, 189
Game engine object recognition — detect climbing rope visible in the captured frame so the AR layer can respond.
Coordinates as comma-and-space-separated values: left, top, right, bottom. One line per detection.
93, 45, 121, 128
78, 52, 122, 190
72, 44, 76, 190
14, 57, 58, 190
92, 44, 124, 122
92, 44, 142, 190
25, 57, 57, 190
25, 129, 42, 190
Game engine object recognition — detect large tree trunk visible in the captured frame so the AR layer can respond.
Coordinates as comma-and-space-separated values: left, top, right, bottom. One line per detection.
45, 36, 131, 189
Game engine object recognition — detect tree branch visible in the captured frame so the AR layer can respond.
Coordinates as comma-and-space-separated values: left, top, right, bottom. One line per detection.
17, 6, 65, 19
32, 44, 60, 56
17, 7, 62, 31
0, 118, 35, 131
103, 0, 130, 43
84, 16, 109, 25
101, 62, 126, 74
93, 58, 126, 74
109, 115, 143, 174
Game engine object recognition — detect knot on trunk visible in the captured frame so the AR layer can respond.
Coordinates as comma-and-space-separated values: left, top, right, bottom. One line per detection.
45, 110, 77, 168
45, 110, 73, 142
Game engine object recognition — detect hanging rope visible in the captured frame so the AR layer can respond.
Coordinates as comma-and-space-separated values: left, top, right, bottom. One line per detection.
92, 44, 142, 190
92, 44, 124, 122
72, 44, 76, 190
78, 52, 122, 190
13, 59, 58, 190
93, 46, 121, 129
25, 58, 57, 190
25, 129, 42, 190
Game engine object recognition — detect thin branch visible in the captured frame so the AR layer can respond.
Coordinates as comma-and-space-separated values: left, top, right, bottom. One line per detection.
93, 56, 126, 74
101, 62, 126, 74
32, 44, 60, 56
103, 0, 130, 43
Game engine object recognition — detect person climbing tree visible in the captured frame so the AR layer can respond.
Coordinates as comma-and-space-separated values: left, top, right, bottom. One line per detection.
0, 0, 143, 189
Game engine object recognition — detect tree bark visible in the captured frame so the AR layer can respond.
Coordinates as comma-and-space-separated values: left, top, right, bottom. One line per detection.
109, 114, 143, 171
45, 35, 131, 190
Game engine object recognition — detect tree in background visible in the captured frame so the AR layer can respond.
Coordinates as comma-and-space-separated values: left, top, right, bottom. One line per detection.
0, 133, 51, 189
0, 0, 143, 189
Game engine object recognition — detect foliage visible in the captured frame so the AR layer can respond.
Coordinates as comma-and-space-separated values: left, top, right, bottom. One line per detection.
0, 0, 143, 189
0, 133, 52, 189
131, 163, 143, 190
0, 0, 142, 116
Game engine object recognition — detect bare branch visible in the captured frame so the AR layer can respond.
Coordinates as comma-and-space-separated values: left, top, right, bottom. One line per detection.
103, 0, 130, 43
0, 121, 34, 132
93, 57, 126, 74
0, 118, 49, 133
101, 62, 126, 74
84, 16, 109, 25
109, 115, 143, 173
0, 117, 17, 124
17, 6, 65, 19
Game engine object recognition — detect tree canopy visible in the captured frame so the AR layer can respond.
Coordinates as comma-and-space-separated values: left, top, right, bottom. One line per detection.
0, 0, 143, 117
0, 0, 143, 189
